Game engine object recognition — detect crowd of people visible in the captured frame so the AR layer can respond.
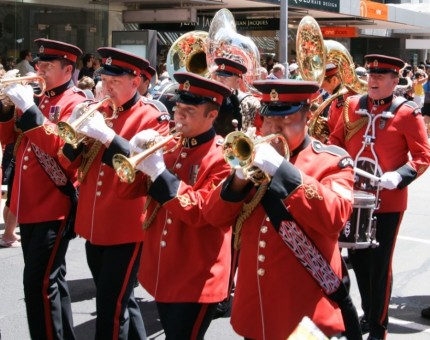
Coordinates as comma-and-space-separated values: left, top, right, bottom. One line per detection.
0, 36, 430, 340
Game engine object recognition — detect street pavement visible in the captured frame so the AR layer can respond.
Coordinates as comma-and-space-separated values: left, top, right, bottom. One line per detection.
2, 167, 430, 339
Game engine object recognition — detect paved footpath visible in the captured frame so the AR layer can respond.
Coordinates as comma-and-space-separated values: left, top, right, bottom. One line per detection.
2, 167, 430, 339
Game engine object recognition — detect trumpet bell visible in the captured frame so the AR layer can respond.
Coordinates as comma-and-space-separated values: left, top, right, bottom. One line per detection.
57, 96, 117, 148
112, 154, 136, 184
0, 75, 47, 99
222, 131, 289, 185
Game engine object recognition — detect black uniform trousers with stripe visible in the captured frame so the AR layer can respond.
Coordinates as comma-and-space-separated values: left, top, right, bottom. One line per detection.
20, 220, 75, 340
85, 241, 146, 340
156, 301, 218, 340
348, 212, 403, 339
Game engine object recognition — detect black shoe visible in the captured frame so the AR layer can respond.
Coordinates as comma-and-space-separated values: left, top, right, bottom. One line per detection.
421, 307, 430, 319
367, 337, 382, 340
360, 316, 370, 334
213, 298, 232, 319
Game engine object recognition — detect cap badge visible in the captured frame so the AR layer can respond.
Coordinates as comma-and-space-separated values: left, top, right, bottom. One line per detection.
270, 89, 279, 101
39, 45, 44, 54
372, 59, 378, 67
105, 57, 112, 66
220, 64, 226, 70
183, 80, 191, 91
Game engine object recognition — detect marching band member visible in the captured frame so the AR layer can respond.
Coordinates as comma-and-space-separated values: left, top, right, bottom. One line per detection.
211, 56, 261, 132
0, 38, 87, 340
115, 72, 232, 339
59, 47, 170, 339
204, 80, 359, 339
329, 54, 430, 340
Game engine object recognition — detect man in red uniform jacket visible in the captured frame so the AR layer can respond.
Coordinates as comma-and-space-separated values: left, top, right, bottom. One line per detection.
204, 80, 357, 339
0, 39, 87, 340
114, 72, 233, 339
329, 54, 430, 340
59, 48, 170, 339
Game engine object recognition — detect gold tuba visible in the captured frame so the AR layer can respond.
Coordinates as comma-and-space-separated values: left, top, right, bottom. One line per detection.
57, 96, 117, 148
112, 126, 183, 184
166, 31, 209, 78
223, 131, 289, 185
296, 16, 367, 142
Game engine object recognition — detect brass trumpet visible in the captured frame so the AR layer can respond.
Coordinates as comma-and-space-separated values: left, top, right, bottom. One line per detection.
57, 96, 117, 148
0, 75, 46, 98
112, 127, 183, 184
223, 131, 289, 185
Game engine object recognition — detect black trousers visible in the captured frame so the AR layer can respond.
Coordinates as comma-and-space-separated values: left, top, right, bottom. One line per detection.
348, 211, 403, 339
20, 220, 75, 340
156, 301, 218, 340
85, 241, 146, 340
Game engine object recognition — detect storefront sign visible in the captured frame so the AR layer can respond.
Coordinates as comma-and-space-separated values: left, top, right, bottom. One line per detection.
140, 16, 280, 32
288, 0, 340, 13
321, 26, 358, 38
360, 0, 388, 20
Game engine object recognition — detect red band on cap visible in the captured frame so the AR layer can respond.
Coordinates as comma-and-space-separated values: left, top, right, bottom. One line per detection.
42, 48, 78, 62
217, 64, 242, 76
179, 83, 224, 105
367, 62, 400, 72
103, 58, 140, 75
261, 93, 311, 102
141, 69, 152, 80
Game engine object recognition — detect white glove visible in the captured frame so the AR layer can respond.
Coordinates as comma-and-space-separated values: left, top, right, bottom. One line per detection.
252, 142, 285, 177
135, 148, 166, 181
69, 102, 90, 124
244, 126, 257, 139
76, 111, 115, 145
2, 69, 19, 79
4, 83, 35, 112
129, 129, 160, 154
380, 171, 402, 190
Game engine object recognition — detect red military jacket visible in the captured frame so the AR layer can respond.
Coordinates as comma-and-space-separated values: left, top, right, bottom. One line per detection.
116, 128, 232, 303
329, 95, 430, 212
0, 82, 87, 223
59, 93, 170, 245
204, 137, 354, 339
327, 88, 356, 134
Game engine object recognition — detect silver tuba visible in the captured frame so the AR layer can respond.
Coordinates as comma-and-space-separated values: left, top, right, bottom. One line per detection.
206, 8, 261, 93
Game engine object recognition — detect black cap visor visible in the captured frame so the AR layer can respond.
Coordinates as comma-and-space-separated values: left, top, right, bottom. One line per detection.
261, 102, 304, 117
101, 64, 136, 76
172, 90, 219, 106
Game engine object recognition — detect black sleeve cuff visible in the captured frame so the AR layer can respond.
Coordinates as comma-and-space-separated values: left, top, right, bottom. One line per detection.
397, 164, 417, 189
16, 105, 43, 131
102, 135, 130, 168
269, 160, 302, 199
220, 172, 254, 202
0, 104, 15, 122
62, 142, 84, 162
148, 169, 181, 205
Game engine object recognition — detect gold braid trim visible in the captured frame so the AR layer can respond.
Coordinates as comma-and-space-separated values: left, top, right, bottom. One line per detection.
233, 182, 268, 250
343, 98, 368, 142
77, 141, 102, 182
142, 176, 158, 230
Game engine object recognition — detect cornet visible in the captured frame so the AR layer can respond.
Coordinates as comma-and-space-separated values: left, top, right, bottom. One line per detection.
223, 131, 289, 185
0, 75, 46, 99
57, 96, 117, 148
112, 126, 183, 184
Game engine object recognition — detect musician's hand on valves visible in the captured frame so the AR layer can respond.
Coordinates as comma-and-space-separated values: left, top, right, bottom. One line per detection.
252, 142, 284, 177
129, 129, 159, 154
76, 111, 115, 145
135, 148, 166, 182
380, 171, 402, 190
4, 83, 35, 112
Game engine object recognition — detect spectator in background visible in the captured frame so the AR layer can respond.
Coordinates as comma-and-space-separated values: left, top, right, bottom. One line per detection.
421, 64, 430, 137
78, 53, 94, 80
92, 56, 103, 85
288, 62, 301, 80
265, 55, 274, 73
267, 63, 286, 80
16, 49, 35, 76
77, 75, 95, 99
5, 56, 16, 71
413, 68, 428, 109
